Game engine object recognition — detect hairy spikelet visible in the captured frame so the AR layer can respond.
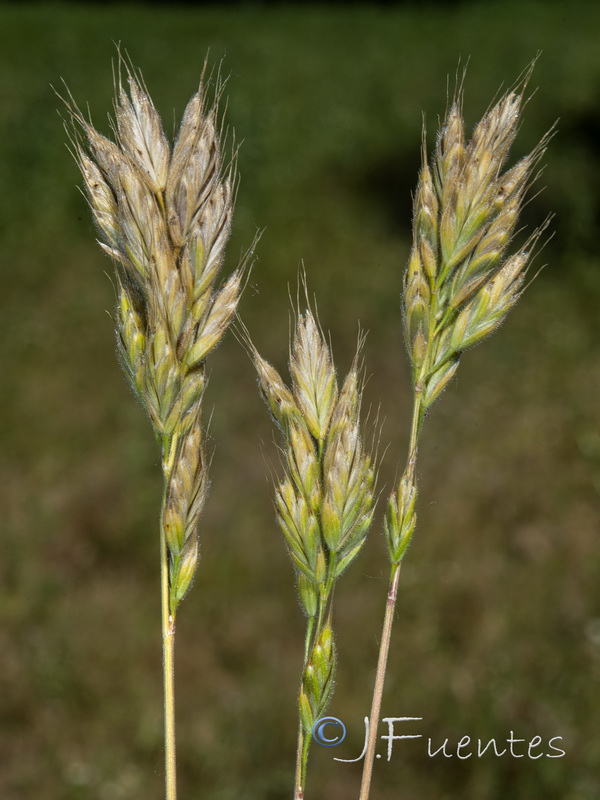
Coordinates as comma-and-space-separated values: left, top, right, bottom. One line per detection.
359, 76, 552, 800
403, 84, 550, 411
388, 80, 549, 568
248, 306, 375, 749
66, 64, 242, 611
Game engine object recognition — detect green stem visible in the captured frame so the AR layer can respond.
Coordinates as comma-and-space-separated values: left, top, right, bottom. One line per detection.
358, 391, 423, 800
161, 515, 177, 800
294, 607, 318, 800
294, 558, 337, 800
294, 721, 310, 800
407, 391, 424, 464
161, 433, 178, 800
303, 615, 316, 664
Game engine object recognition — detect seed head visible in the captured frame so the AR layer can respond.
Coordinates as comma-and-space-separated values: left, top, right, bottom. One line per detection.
404, 78, 550, 408
249, 302, 375, 605
65, 61, 242, 612
290, 310, 339, 443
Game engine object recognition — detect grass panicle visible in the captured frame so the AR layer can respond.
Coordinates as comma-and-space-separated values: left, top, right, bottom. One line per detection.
359, 72, 551, 800
247, 305, 375, 800
404, 83, 550, 414
66, 60, 241, 612
64, 59, 242, 800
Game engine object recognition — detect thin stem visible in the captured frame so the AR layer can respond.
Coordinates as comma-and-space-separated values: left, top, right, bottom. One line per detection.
161, 434, 179, 800
304, 615, 316, 663
294, 721, 306, 800
294, 650, 319, 800
293, 565, 337, 799
358, 391, 423, 800
294, 614, 312, 800
407, 391, 423, 465
293, 607, 317, 800
358, 563, 401, 800
161, 517, 177, 800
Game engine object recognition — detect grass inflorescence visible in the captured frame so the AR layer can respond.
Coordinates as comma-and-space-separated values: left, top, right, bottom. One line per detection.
64, 48, 552, 800
245, 305, 375, 799
63, 59, 244, 800
359, 68, 552, 800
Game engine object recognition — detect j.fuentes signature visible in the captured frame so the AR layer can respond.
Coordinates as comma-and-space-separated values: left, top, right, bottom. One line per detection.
312, 717, 566, 762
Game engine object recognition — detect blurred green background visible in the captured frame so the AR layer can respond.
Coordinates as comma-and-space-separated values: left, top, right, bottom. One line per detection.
1, 1, 599, 798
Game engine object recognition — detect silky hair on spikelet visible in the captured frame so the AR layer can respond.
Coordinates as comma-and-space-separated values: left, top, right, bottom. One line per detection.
240, 293, 376, 798
61, 57, 244, 610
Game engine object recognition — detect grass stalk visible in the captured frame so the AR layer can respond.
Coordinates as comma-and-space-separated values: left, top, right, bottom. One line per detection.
245, 306, 376, 799
359, 392, 422, 800
358, 562, 400, 800
160, 437, 178, 800
161, 541, 177, 800
64, 56, 243, 799
293, 720, 305, 800
294, 721, 312, 800
359, 67, 550, 800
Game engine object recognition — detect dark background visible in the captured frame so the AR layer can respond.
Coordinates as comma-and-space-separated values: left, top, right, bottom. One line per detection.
0, 1, 599, 798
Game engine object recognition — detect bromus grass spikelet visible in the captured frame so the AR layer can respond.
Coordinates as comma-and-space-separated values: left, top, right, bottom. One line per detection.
244, 302, 376, 800
358, 68, 552, 800
63, 61, 243, 800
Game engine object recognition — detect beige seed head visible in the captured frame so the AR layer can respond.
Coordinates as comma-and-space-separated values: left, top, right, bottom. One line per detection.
65, 61, 243, 612
404, 76, 550, 408
115, 74, 170, 193
249, 302, 375, 619
287, 421, 322, 511
290, 310, 339, 442
321, 365, 373, 563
